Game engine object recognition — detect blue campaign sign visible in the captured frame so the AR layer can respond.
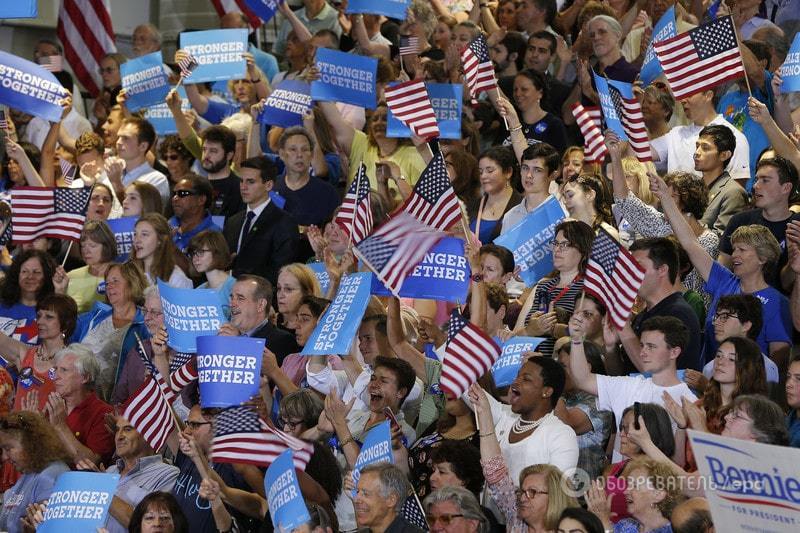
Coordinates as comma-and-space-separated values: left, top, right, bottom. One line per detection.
301, 272, 372, 356
312, 48, 378, 109
371, 237, 470, 302
351, 421, 393, 496
266, 449, 311, 531
258, 79, 312, 128
246, 0, 284, 23
158, 280, 227, 353
593, 73, 626, 140
387, 83, 462, 140
197, 335, 264, 408
347, 0, 410, 19
491, 336, 546, 387
179, 29, 248, 83
780, 33, 800, 93
120, 52, 170, 112
143, 86, 189, 135
0, 51, 67, 123
270, 190, 287, 209
307, 262, 331, 295
39, 472, 119, 533
106, 216, 137, 260
0, 1, 37, 18
639, 6, 677, 86
494, 196, 567, 287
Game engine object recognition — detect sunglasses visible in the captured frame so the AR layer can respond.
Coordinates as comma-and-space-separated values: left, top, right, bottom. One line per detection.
164, 154, 183, 161
172, 190, 198, 198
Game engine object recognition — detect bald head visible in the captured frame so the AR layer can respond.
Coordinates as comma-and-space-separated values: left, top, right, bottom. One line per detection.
671, 497, 714, 533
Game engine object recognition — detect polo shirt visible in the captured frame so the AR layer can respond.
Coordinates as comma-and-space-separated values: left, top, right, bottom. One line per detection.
123, 162, 170, 203
105, 455, 179, 533
169, 212, 222, 253
274, 3, 342, 56
66, 391, 114, 465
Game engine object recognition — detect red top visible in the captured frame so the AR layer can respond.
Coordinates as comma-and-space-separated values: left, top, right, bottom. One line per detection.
66, 391, 114, 465
12, 346, 56, 412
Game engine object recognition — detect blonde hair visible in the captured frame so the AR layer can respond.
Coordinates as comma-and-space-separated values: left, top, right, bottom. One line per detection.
279, 263, 322, 299
624, 458, 685, 518
621, 157, 657, 206
730, 225, 781, 270
519, 464, 578, 530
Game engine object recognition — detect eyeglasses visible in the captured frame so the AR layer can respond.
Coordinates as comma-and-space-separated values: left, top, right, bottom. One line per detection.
713, 312, 739, 323
143, 307, 163, 317
189, 248, 212, 258
426, 513, 464, 526
549, 239, 572, 251
173, 190, 198, 198
726, 410, 751, 423
184, 420, 212, 430
279, 417, 305, 431
515, 488, 548, 500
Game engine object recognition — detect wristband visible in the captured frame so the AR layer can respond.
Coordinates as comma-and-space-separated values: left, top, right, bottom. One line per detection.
339, 434, 355, 448
479, 431, 495, 437
509, 124, 523, 133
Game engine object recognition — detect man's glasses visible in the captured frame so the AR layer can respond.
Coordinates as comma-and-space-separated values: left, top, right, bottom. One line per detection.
173, 190, 198, 198
426, 513, 464, 526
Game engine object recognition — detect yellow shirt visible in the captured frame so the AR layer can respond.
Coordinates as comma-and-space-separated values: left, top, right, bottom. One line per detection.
347, 131, 426, 191
67, 266, 107, 313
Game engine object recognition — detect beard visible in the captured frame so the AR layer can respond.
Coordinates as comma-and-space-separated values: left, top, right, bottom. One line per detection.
202, 157, 229, 174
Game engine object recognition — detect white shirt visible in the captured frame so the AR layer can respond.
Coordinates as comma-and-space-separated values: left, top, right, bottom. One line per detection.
24, 110, 92, 150
238, 197, 271, 252
596, 374, 697, 462
71, 169, 123, 219
146, 267, 192, 289
123, 162, 170, 203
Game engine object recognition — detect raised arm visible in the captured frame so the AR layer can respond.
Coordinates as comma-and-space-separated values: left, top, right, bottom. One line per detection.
493, 96, 527, 163
648, 172, 713, 281
566, 323, 599, 395
387, 297, 427, 381
248, 99, 265, 159
352, 15, 391, 59
165, 88, 196, 141
5, 139, 45, 187
278, 1, 313, 42
748, 96, 800, 171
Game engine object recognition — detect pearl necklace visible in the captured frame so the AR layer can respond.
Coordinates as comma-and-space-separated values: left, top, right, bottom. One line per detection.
511, 412, 553, 434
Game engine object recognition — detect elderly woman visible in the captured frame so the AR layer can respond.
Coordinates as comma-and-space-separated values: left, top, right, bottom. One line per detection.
53, 221, 116, 312
0, 412, 71, 533
277, 389, 324, 438
577, 15, 638, 109
0, 249, 57, 343
650, 171, 792, 367
93, 53, 127, 125
424, 487, 490, 533
641, 83, 675, 174
71, 262, 148, 402
128, 492, 189, 533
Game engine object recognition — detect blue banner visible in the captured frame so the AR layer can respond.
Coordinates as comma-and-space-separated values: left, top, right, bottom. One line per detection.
143, 86, 190, 135
266, 449, 310, 531
258, 79, 312, 128
120, 52, 170, 112
639, 7, 677, 86
179, 29, 248, 83
246, 0, 284, 23
0, 51, 67, 123
301, 272, 372, 356
494, 195, 567, 287
38, 472, 119, 533
781, 33, 800, 93
0, 1, 37, 18
312, 48, 378, 109
351, 421, 393, 496
491, 336, 546, 387
158, 280, 227, 353
107, 216, 137, 260
307, 262, 331, 295
270, 190, 287, 209
370, 237, 470, 301
593, 73, 626, 140
197, 335, 264, 408
387, 83, 462, 140
347, 0, 410, 19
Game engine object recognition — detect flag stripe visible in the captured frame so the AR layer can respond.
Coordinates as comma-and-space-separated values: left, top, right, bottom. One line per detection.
58, 0, 116, 97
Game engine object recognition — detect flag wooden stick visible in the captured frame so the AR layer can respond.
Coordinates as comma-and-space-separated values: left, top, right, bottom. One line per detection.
61, 242, 72, 267
474, 194, 487, 243
727, 12, 753, 98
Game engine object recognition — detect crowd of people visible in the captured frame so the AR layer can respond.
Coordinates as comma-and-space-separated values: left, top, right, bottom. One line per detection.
2, 0, 800, 531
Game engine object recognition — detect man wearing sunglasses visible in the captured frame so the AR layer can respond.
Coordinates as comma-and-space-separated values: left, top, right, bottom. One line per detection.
169, 175, 221, 254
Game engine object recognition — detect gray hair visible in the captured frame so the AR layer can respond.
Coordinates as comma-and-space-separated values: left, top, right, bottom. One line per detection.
424, 487, 489, 533
589, 15, 623, 40
360, 463, 410, 512
143, 285, 160, 301
54, 343, 99, 387
135, 23, 162, 47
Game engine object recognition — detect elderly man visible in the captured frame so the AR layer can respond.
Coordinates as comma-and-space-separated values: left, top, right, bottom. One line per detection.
354, 463, 424, 533
218, 275, 298, 364
78, 415, 179, 533
423, 487, 489, 533
132, 24, 162, 57
48, 343, 114, 465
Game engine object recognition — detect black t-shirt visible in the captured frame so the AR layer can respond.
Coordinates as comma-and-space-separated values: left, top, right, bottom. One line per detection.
629, 292, 703, 372
720, 208, 800, 289
274, 175, 340, 227
211, 172, 245, 219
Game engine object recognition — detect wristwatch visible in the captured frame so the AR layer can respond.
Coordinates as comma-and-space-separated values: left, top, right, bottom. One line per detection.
471, 273, 484, 283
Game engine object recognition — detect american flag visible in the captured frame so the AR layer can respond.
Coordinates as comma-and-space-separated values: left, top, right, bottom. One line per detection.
439, 309, 501, 399
583, 228, 646, 330
177, 53, 199, 79
605, 80, 652, 163
0, 110, 8, 132
211, 406, 313, 469
0, 223, 11, 247
59, 159, 77, 186
57, 0, 116, 97
385, 80, 440, 141
653, 15, 745, 100
335, 164, 373, 244
461, 34, 497, 101
10, 187, 91, 244
402, 491, 429, 531
168, 356, 198, 396
401, 152, 460, 231
38, 55, 64, 72
353, 212, 445, 297
134, 336, 177, 404
571, 103, 608, 164
399, 35, 420, 56
210, 0, 262, 29
122, 374, 175, 452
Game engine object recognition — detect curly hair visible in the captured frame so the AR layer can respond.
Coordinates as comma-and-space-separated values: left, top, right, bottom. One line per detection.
306, 439, 343, 502
430, 440, 484, 497
75, 131, 105, 156
0, 249, 56, 307
623, 458, 685, 519
0, 411, 70, 472
663, 172, 709, 220
158, 134, 195, 166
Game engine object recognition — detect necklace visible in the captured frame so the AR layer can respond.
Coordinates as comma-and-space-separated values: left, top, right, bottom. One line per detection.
511, 412, 553, 434
36, 345, 55, 362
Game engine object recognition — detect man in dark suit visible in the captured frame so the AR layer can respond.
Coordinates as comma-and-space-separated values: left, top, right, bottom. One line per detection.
218, 274, 299, 365
223, 156, 299, 286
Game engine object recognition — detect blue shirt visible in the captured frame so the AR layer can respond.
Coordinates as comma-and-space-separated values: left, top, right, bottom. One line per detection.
250, 43, 278, 83
788, 410, 800, 448
0, 461, 70, 533
198, 275, 236, 310
169, 212, 222, 253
